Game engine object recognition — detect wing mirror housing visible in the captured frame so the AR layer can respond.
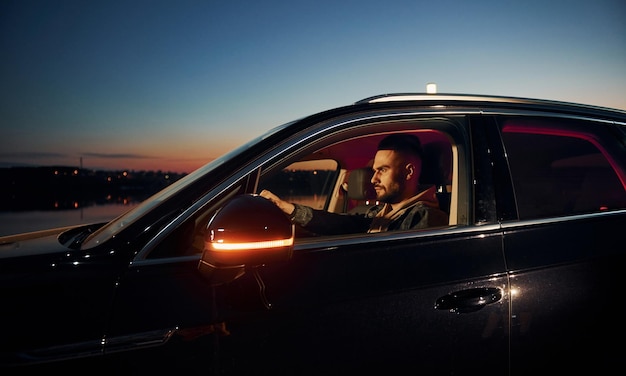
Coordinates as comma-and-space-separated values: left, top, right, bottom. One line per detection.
198, 194, 294, 285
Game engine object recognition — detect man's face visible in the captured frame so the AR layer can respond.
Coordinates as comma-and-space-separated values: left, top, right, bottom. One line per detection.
371, 149, 407, 204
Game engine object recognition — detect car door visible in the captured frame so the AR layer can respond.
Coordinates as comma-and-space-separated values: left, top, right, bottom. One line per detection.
203, 113, 510, 375
494, 115, 626, 374
104, 111, 511, 375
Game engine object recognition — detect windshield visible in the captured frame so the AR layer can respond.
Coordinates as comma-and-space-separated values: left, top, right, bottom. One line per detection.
81, 121, 294, 249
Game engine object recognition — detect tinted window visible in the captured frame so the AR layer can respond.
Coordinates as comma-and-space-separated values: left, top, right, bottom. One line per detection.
500, 118, 626, 220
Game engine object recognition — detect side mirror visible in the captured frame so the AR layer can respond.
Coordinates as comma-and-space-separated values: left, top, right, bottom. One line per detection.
198, 194, 294, 285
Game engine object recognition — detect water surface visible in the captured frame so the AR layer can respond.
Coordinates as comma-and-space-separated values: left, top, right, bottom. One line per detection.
0, 203, 138, 237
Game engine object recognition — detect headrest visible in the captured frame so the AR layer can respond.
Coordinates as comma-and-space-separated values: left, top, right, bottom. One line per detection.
347, 168, 376, 200
420, 141, 452, 186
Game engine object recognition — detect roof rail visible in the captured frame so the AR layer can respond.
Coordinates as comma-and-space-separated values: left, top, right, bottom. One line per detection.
353, 93, 626, 117
356, 93, 539, 105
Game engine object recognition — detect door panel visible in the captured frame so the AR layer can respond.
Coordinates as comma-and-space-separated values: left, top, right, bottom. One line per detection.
214, 228, 509, 375
504, 213, 626, 374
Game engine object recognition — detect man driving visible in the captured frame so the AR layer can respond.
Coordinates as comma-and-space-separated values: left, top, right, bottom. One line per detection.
260, 133, 449, 235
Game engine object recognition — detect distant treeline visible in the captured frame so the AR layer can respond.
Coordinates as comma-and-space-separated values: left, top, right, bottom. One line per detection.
1, 166, 338, 212
0, 166, 187, 211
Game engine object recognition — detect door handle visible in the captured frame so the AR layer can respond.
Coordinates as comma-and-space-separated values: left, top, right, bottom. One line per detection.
435, 287, 502, 314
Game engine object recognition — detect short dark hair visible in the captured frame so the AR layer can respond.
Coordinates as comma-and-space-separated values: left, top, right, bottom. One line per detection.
377, 134, 423, 160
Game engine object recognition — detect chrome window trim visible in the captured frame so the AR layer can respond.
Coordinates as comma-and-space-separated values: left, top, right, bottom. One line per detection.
500, 209, 626, 230
291, 223, 502, 253
479, 108, 621, 125
130, 224, 500, 267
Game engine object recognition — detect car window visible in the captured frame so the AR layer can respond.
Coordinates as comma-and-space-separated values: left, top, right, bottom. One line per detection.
500, 117, 626, 220
258, 159, 339, 210
146, 117, 468, 257
256, 121, 465, 240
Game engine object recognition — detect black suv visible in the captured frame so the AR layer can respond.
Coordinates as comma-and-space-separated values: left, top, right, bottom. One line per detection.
2, 93, 625, 375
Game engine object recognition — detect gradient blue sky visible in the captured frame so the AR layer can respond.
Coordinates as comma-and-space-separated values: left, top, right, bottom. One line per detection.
2, 0, 625, 173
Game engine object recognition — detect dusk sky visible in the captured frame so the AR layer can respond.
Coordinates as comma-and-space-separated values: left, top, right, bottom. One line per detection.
2, 0, 625, 174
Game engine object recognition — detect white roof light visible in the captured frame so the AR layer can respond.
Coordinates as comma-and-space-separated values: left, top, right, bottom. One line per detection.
426, 83, 437, 94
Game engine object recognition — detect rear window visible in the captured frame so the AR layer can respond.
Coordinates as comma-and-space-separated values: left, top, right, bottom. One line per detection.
500, 118, 626, 220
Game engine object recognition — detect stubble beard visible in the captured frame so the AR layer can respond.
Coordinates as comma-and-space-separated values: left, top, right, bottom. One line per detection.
376, 184, 402, 204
